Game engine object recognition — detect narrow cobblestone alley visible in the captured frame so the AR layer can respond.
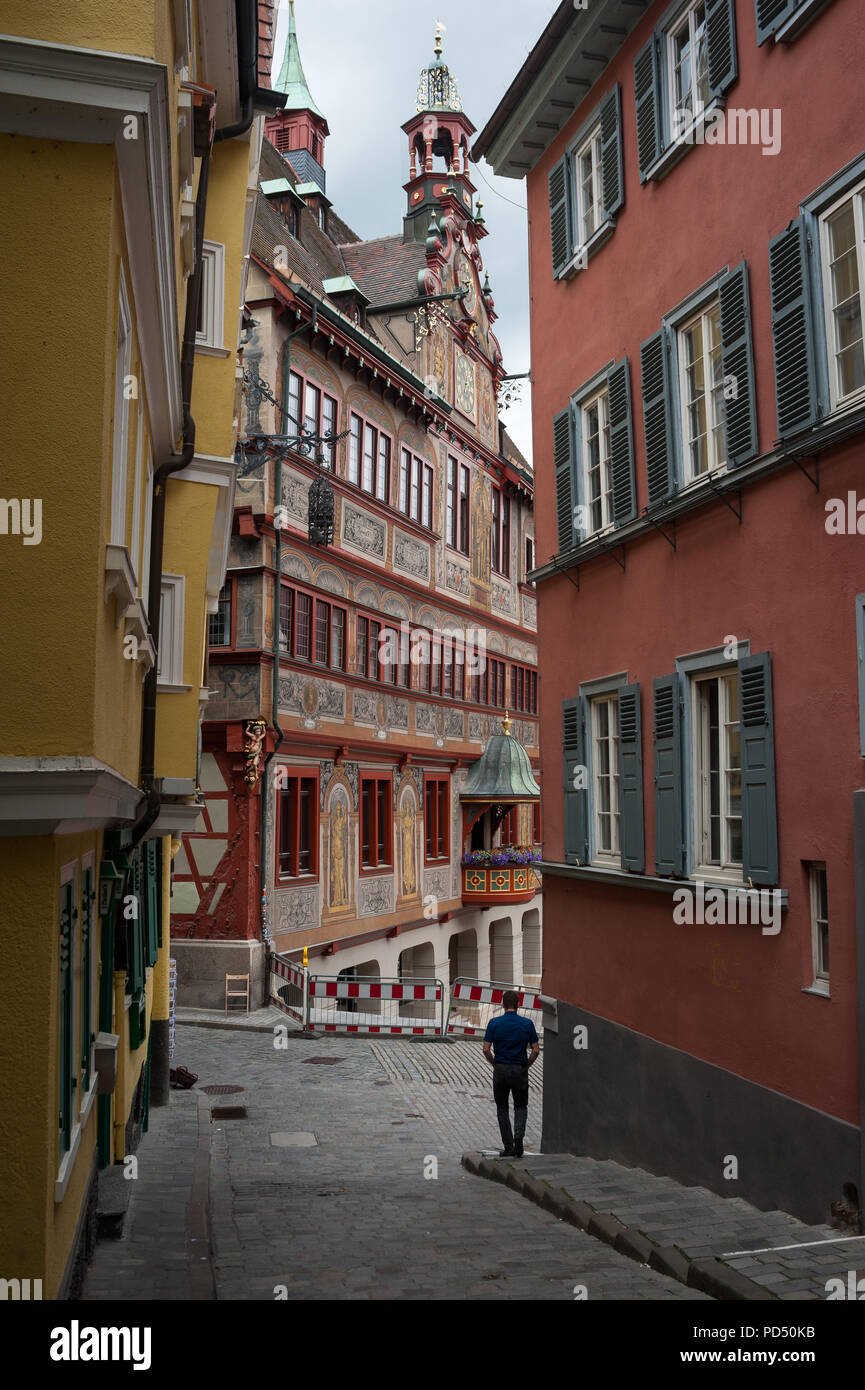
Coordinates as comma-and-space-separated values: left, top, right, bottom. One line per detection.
81, 1024, 708, 1301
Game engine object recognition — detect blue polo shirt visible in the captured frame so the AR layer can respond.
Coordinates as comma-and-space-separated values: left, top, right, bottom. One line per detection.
484, 1011, 538, 1064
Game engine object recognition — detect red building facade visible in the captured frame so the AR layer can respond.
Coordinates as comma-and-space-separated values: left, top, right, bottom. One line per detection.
477, 0, 865, 1223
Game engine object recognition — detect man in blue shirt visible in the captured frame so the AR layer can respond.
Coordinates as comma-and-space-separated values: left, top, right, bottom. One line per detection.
482, 992, 539, 1158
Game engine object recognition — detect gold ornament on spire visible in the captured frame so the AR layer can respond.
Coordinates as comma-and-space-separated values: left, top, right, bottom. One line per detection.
435, 20, 445, 58
503, 711, 512, 737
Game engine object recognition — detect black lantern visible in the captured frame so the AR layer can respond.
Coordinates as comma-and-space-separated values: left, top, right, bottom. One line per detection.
307, 457, 335, 547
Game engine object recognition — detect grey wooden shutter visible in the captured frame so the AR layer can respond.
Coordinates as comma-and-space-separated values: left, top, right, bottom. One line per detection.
706, 0, 738, 98
634, 34, 662, 181
755, 0, 800, 44
719, 262, 758, 466
653, 674, 684, 876
641, 329, 675, 507
769, 218, 818, 438
563, 697, 588, 866
549, 154, 573, 278
739, 652, 779, 885
59, 881, 75, 1155
608, 358, 636, 526
618, 683, 645, 872
600, 84, 624, 220
554, 406, 577, 552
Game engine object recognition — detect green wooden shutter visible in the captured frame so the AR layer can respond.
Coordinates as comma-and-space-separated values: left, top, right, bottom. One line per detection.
618, 683, 645, 873
144, 839, 160, 968
719, 262, 758, 466
653, 674, 684, 876
739, 652, 779, 886
563, 697, 588, 866
755, 0, 800, 44
608, 358, 637, 527
600, 84, 624, 220
554, 406, 577, 552
706, 0, 738, 98
59, 880, 75, 1157
634, 34, 662, 182
769, 218, 818, 438
641, 329, 675, 507
80, 866, 94, 1092
549, 154, 573, 278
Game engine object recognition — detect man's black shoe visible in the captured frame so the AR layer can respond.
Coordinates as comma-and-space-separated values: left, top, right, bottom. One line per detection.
499, 1147, 515, 1157
514, 1139, 524, 1158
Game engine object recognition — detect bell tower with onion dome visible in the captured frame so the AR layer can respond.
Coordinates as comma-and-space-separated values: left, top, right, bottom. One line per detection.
402, 23, 477, 242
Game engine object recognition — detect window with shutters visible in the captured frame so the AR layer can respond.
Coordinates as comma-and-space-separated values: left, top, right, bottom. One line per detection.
590, 695, 622, 865
676, 298, 728, 481
360, 774, 393, 871
807, 862, 830, 993
581, 386, 614, 534
818, 180, 865, 410
691, 669, 743, 876
277, 771, 319, 881
549, 84, 624, 280
58, 864, 78, 1163
634, 0, 738, 184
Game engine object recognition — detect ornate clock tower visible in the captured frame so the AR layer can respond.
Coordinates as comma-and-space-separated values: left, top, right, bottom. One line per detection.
402, 24, 477, 243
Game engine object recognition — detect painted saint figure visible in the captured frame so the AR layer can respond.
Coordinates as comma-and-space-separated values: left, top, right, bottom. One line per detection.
330, 798, 349, 909
400, 795, 416, 897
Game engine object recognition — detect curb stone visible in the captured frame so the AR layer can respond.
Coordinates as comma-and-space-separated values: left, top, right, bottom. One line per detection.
461, 1154, 779, 1301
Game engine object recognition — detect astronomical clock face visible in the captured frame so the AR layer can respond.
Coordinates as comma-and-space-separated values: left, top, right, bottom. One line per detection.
458, 252, 478, 317
455, 351, 476, 418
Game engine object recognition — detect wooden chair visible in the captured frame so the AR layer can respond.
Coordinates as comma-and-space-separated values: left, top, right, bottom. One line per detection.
225, 973, 250, 1014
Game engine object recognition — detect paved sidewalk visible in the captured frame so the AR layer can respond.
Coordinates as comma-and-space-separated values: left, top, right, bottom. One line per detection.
484, 1153, 864, 1300
82, 1024, 706, 1301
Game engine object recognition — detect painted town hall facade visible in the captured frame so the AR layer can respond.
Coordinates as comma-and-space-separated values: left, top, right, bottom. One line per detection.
170, 9, 542, 1007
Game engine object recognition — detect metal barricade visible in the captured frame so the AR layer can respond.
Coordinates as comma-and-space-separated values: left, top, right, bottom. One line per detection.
269, 952, 308, 1026
445, 977, 543, 1038
307, 976, 444, 1034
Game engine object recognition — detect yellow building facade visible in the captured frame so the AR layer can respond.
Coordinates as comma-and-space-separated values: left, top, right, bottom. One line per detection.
0, 0, 282, 1298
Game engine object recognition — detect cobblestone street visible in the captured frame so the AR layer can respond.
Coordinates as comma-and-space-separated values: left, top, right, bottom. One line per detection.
81, 1023, 708, 1301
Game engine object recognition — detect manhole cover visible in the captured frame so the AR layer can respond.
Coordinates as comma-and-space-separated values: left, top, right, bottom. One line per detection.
211, 1106, 248, 1120
301, 1057, 345, 1065
201, 1085, 245, 1096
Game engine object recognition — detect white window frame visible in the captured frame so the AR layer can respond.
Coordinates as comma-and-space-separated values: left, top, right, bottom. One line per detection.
691, 668, 743, 882
818, 178, 865, 413
157, 574, 186, 689
574, 124, 603, 251
196, 240, 225, 350
808, 861, 830, 993
141, 445, 153, 617
580, 385, 614, 536
666, 0, 710, 145
110, 268, 132, 546
676, 296, 726, 484
130, 400, 144, 588
590, 693, 621, 866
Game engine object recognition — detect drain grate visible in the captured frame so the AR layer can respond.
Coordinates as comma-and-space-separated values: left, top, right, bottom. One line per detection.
211, 1105, 248, 1120
201, 1085, 245, 1096
301, 1056, 345, 1065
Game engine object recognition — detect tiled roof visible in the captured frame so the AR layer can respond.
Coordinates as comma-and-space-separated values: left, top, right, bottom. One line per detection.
501, 426, 531, 473
340, 236, 426, 308
257, 1, 276, 89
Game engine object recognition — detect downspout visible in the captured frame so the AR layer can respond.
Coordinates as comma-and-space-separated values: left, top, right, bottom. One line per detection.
258, 310, 316, 944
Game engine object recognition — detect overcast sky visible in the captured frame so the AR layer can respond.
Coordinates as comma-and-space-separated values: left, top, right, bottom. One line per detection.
272, 0, 561, 461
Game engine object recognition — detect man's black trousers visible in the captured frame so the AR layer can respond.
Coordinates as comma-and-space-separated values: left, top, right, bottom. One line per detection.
492, 1061, 528, 1150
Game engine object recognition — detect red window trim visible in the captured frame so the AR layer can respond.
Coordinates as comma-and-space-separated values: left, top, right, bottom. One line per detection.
423, 774, 450, 864
359, 773, 393, 873
275, 768, 320, 885
348, 410, 392, 501
279, 580, 347, 672
285, 365, 339, 468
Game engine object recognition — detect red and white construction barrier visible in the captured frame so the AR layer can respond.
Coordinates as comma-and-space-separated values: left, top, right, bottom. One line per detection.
446, 979, 543, 1036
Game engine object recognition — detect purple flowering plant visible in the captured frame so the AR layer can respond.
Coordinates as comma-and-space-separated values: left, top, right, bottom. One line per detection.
461, 845, 541, 868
